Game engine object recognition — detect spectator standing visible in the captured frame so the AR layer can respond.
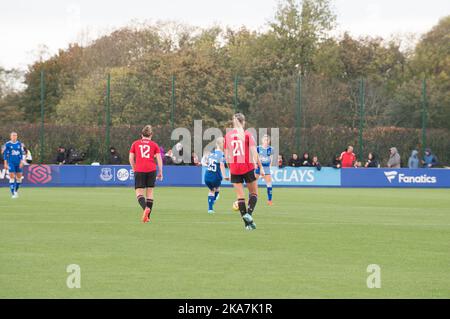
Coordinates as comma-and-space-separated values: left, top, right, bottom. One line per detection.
66, 147, 85, 164
157, 146, 166, 164
191, 152, 201, 166
278, 154, 286, 168
340, 146, 356, 168
331, 154, 341, 169
201, 151, 210, 167
387, 147, 401, 168
422, 148, 438, 168
164, 149, 175, 165
1, 142, 5, 161
311, 156, 321, 171
408, 150, 420, 169
55, 146, 66, 165
173, 142, 184, 165
109, 147, 122, 164
364, 153, 379, 168
288, 153, 302, 167
300, 152, 312, 167
23, 146, 33, 165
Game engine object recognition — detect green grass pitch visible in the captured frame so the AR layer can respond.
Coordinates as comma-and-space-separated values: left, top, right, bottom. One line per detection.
0, 187, 449, 298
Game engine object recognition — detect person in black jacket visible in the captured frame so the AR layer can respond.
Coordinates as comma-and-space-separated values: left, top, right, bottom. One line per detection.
109, 147, 122, 164
164, 149, 175, 165
312, 155, 322, 171
331, 154, 341, 169
364, 152, 379, 168
66, 147, 85, 164
55, 146, 67, 165
300, 152, 312, 167
288, 153, 302, 167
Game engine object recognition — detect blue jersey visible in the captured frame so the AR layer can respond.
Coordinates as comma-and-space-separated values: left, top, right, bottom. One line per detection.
257, 145, 273, 167
204, 150, 224, 181
4, 140, 24, 165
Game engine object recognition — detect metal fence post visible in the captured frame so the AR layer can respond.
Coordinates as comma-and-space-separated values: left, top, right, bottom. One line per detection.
295, 75, 302, 152
421, 77, 427, 155
171, 75, 176, 131
39, 70, 45, 163
358, 78, 365, 159
105, 73, 111, 161
234, 75, 239, 113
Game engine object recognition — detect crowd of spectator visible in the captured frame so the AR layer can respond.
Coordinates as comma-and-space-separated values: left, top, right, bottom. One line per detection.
279, 145, 441, 170
54, 146, 86, 165
1, 141, 439, 170
282, 152, 322, 171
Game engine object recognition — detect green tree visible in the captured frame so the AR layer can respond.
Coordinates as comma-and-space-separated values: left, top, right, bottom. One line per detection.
270, 0, 336, 75
388, 16, 450, 129
19, 44, 84, 122
0, 67, 25, 123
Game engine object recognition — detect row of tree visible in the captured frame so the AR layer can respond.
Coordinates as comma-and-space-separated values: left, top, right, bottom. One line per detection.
0, 0, 449, 161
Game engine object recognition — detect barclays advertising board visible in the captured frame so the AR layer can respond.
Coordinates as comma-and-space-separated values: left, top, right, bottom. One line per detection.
202, 167, 341, 187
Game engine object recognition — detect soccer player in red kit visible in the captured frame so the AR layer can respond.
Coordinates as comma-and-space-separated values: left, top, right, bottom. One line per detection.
129, 125, 163, 223
224, 113, 265, 230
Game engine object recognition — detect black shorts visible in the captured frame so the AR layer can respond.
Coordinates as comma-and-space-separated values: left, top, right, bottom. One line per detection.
135, 171, 157, 189
230, 170, 257, 184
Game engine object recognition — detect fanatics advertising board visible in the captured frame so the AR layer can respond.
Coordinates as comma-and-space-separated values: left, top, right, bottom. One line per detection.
1, 165, 449, 188
340, 168, 450, 188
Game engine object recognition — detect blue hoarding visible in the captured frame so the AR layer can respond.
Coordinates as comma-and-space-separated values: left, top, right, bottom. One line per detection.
1, 165, 449, 188
0, 165, 202, 187
341, 168, 450, 188
202, 167, 341, 187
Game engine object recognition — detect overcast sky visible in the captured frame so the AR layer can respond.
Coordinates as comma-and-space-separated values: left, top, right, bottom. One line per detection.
1, 0, 449, 70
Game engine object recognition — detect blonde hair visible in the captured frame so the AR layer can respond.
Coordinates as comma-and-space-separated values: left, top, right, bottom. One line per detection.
232, 113, 246, 142
141, 125, 153, 138
216, 137, 224, 151
233, 113, 245, 128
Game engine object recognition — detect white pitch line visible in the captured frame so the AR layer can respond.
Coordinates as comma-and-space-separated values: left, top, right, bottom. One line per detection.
0, 221, 449, 227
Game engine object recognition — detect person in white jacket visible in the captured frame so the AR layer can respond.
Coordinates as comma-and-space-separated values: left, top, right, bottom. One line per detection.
23, 145, 33, 165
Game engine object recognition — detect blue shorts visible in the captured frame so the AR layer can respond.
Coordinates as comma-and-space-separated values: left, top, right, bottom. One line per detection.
205, 176, 222, 190
255, 166, 271, 175
7, 163, 23, 174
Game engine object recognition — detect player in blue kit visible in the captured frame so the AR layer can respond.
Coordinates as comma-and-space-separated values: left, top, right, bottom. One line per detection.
3, 132, 25, 199
255, 134, 274, 205
203, 137, 229, 214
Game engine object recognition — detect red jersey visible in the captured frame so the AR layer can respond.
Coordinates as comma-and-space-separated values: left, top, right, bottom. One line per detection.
129, 138, 160, 172
224, 129, 256, 175
340, 151, 356, 168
